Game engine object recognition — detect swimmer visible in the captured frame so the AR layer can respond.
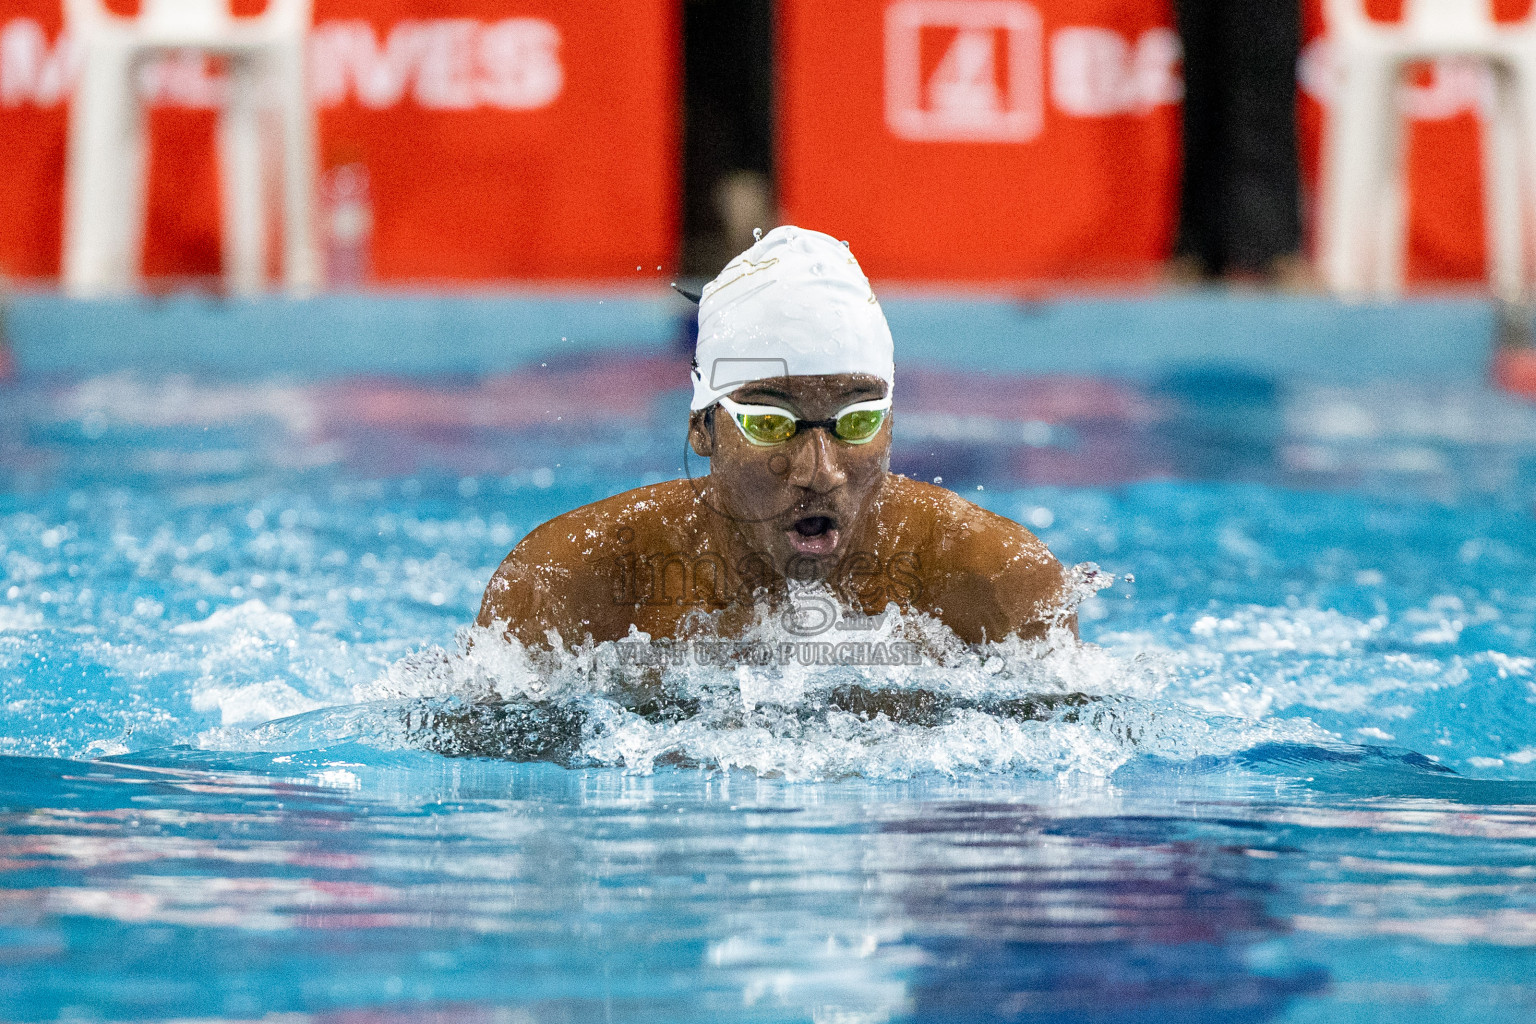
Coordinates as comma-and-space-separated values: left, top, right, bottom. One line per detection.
477, 226, 1073, 650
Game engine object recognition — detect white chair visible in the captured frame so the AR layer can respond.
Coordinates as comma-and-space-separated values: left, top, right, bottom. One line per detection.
62, 0, 320, 297
1320, 0, 1536, 300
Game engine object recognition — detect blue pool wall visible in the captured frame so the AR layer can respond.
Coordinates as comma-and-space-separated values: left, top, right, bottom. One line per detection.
0, 289, 1500, 383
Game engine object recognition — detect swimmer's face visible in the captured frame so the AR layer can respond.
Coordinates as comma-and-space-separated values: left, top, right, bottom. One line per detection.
689, 372, 891, 575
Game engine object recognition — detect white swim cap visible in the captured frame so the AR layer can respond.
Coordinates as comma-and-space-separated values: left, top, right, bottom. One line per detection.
690, 225, 894, 411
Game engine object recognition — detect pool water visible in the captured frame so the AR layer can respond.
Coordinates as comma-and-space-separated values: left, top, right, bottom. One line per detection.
3, 351, 1536, 1022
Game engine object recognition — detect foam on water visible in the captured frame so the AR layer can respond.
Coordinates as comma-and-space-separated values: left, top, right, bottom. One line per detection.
7, 367, 1536, 1023
191, 581, 1334, 782
3, 468, 1532, 781
3, 369, 1536, 783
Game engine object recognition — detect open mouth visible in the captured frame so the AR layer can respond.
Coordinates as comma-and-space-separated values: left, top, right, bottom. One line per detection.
786, 515, 840, 556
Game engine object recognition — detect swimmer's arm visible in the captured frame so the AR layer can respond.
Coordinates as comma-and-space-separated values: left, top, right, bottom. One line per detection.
477, 522, 613, 649
988, 531, 1077, 642
929, 519, 1077, 645
477, 546, 568, 649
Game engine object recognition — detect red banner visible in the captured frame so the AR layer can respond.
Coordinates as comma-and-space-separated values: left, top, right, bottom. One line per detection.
0, 0, 678, 282
779, 0, 1516, 285
1, 0, 1524, 286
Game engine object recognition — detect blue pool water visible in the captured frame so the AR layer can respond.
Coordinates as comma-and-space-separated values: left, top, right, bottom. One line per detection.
3, 321, 1536, 1021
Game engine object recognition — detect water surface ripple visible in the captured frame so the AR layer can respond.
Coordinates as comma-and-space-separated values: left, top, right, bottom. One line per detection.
2, 366, 1535, 1021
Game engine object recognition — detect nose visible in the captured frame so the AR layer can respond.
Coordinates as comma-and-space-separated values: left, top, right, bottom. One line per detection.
785, 429, 848, 493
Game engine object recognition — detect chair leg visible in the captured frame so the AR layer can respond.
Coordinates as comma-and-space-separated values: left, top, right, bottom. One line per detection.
1372, 60, 1410, 298
63, 39, 143, 297
1483, 63, 1525, 305
273, 42, 320, 295
1511, 53, 1536, 302
1320, 49, 1395, 298
219, 58, 267, 297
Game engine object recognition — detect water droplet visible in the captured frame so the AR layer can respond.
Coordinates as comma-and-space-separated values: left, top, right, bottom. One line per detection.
753, 227, 763, 242
637, 265, 642, 271
977, 485, 984, 491
933, 476, 943, 484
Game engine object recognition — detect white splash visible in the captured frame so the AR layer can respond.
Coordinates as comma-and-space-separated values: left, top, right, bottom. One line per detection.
0, 605, 44, 632
209, 575, 1338, 781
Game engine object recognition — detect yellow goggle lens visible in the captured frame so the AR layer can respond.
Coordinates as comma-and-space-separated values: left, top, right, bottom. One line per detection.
834, 408, 886, 443
737, 412, 797, 444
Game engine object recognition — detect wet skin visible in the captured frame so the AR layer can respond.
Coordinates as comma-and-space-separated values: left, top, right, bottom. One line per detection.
477, 373, 1073, 648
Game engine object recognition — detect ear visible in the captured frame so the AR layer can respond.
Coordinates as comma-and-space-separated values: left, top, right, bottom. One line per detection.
688, 409, 715, 457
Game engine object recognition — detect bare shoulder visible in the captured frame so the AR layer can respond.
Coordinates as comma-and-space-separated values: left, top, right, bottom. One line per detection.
879, 474, 1071, 641
882, 475, 1057, 571
476, 480, 700, 636
511, 480, 696, 561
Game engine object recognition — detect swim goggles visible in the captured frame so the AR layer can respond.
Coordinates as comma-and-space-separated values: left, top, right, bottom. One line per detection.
715, 395, 892, 446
